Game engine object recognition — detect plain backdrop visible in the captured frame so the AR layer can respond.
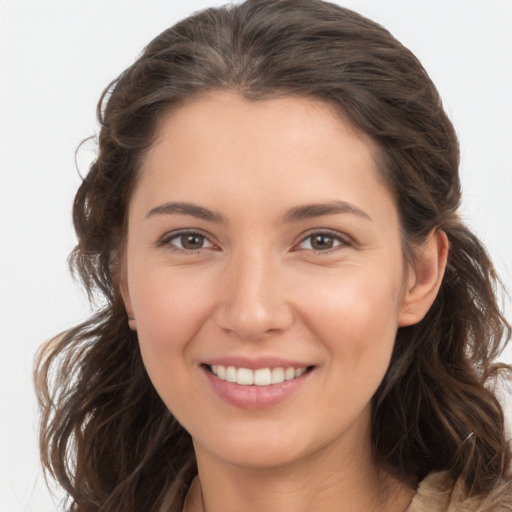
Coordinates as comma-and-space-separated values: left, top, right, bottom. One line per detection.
1, 1, 511, 510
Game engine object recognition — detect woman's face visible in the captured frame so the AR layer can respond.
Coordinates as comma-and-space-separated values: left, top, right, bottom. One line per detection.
122, 92, 415, 470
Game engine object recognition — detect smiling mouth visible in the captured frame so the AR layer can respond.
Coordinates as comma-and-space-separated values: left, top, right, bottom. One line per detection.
205, 364, 314, 386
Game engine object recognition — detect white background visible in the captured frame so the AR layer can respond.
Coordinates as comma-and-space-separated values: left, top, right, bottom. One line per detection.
1, 1, 511, 510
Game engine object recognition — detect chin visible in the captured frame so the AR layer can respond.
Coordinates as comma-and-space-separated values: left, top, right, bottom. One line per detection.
190, 413, 364, 472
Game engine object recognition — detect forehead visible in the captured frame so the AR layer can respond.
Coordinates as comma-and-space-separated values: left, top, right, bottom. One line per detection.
149, 92, 374, 155
132, 92, 396, 225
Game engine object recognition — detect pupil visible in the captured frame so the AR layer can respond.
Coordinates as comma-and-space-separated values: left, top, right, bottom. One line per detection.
182, 234, 203, 249
312, 235, 333, 250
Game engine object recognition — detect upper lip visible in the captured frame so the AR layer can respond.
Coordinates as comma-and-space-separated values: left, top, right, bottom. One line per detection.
202, 356, 313, 370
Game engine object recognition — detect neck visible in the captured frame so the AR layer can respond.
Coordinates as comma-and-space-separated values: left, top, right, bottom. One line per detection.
184, 421, 415, 512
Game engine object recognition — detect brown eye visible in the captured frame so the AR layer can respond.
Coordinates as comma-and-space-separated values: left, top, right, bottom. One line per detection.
180, 233, 206, 250
310, 234, 335, 250
163, 231, 214, 251
297, 231, 348, 251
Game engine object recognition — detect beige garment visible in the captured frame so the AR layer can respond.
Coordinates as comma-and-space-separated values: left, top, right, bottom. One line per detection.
406, 471, 512, 512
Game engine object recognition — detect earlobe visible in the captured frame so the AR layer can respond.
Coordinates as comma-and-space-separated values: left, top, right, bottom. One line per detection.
398, 229, 449, 327
115, 250, 137, 331
126, 312, 137, 331
120, 281, 137, 331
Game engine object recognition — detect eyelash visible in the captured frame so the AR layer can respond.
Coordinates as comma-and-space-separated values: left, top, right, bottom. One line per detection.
157, 229, 352, 253
294, 230, 352, 253
157, 229, 216, 252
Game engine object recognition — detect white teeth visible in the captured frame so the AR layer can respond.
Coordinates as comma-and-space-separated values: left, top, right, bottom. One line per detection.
284, 367, 295, 381
226, 366, 237, 383
271, 367, 284, 384
254, 368, 271, 386
237, 368, 254, 385
209, 364, 308, 386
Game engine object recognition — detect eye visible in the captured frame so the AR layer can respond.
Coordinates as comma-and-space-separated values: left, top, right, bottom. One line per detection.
297, 231, 349, 252
160, 230, 215, 251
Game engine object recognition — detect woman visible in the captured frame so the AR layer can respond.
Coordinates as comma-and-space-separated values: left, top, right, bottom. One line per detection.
35, 0, 512, 510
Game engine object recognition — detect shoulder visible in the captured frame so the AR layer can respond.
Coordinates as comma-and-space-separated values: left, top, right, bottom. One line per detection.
406, 471, 512, 512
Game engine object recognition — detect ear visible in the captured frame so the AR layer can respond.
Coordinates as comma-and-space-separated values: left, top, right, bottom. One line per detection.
118, 258, 137, 331
398, 229, 449, 327
120, 281, 137, 331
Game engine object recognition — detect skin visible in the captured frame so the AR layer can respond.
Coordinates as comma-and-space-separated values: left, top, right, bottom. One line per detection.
121, 92, 448, 512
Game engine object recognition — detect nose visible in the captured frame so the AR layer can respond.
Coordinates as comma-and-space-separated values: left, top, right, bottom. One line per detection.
213, 248, 294, 341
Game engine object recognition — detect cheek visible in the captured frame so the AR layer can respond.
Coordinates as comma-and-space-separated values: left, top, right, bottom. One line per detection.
305, 273, 402, 432
129, 266, 215, 361
128, 269, 216, 422
301, 263, 403, 370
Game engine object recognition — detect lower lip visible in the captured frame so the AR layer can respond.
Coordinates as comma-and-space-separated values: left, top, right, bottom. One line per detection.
203, 367, 310, 410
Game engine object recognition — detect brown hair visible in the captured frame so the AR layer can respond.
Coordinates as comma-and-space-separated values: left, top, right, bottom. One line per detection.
35, 1, 511, 510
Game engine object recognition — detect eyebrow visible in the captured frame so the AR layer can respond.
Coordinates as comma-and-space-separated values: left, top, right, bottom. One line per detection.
145, 199, 371, 224
283, 200, 372, 223
146, 202, 225, 223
